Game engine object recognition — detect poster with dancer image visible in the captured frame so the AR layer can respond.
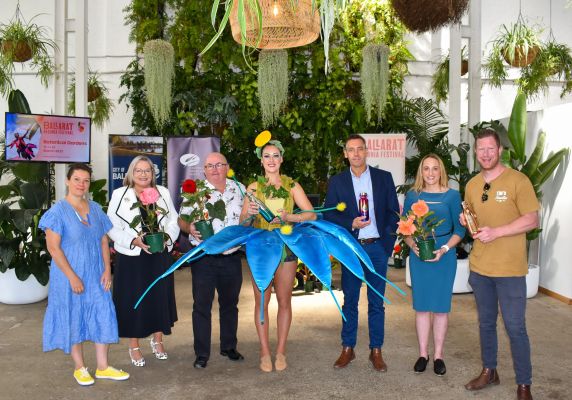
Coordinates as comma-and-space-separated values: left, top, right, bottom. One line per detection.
4, 112, 91, 163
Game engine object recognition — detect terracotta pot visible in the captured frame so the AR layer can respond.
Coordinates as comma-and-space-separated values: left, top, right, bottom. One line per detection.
87, 84, 102, 102
503, 45, 539, 68
1, 40, 33, 62
461, 60, 469, 76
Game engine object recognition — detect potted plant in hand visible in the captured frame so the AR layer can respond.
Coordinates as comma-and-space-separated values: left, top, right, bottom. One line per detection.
129, 187, 167, 253
392, 241, 408, 268
179, 179, 226, 240
397, 199, 444, 261
0, 8, 57, 95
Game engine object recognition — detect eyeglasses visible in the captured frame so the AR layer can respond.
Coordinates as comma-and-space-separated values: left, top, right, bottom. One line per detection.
482, 182, 491, 202
205, 162, 228, 170
262, 153, 281, 160
134, 169, 152, 175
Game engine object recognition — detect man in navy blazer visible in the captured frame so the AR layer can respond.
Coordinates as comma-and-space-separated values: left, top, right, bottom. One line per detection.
324, 134, 400, 371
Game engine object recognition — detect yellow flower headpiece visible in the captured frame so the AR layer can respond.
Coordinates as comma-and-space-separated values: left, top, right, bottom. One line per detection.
254, 130, 285, 159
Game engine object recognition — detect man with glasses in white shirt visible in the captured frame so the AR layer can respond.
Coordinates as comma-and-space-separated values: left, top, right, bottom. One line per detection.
178, 152, 246, 369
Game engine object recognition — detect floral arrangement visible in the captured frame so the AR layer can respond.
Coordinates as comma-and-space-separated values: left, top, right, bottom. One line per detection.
393, 240, 409, 261
397, 199, 444, 242
179, 178, 226, 224
129, 187, 166, 233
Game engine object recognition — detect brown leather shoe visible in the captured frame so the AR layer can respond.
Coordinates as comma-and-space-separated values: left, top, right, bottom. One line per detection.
369, 348, 387, 372
517, 384, 533, 400
333, 346, 355, 369
464, 368, 500, 390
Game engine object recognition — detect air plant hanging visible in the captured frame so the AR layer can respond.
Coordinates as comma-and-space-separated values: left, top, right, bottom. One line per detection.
361, 43, 389, 124
257, 49, 289, 127
143, 39, 175, 128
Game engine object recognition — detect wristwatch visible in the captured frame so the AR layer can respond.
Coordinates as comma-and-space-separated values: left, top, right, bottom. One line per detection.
440, 244, 450, 253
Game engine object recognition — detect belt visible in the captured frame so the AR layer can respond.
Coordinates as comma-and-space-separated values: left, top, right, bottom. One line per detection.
358, 237, 380, 245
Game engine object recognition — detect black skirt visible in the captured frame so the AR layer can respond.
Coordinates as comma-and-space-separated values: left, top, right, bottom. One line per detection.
112, 250, 178, 338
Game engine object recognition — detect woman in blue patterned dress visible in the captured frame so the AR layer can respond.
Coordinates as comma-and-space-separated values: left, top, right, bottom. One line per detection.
402, 154, 465, 376
40, 164, 129, 386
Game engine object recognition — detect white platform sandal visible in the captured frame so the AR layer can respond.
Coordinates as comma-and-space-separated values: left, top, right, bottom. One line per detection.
150, 338, 168, 360
128, 347, 146, 367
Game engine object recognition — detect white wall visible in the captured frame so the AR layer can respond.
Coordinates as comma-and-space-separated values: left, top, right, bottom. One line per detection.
2, 0, 571, 298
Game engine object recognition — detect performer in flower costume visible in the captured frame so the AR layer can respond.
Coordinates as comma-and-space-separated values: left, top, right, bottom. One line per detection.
136, 131, 405, 371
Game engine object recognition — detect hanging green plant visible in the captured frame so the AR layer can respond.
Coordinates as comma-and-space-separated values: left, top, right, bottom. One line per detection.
431, 47, 468, 104
143, 39, 175, 128
0, 7, 57, 97
361, 43, 389, 123
258, 49, 288, 127
483, 19, 542, 88
519, 40, 572, 99
67, 72, 115, 129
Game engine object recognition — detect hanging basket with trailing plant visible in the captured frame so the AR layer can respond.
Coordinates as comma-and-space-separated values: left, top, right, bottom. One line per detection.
483, 18, 542, 89
258, 49, 289, 127
143, 39, 175, 129
390, 0, 469, 33
68, 72, 115, 129
431, 47, 469, 104
361, 43, 389, 124
0, 5, 57, 95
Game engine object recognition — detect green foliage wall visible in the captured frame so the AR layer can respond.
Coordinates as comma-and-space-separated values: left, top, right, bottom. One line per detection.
120, 0, 412, 196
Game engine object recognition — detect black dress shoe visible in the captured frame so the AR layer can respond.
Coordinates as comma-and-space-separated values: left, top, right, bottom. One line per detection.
220, 349, 244, 361
413, 356, 429, 373
434, 359, 446, 376
193, 356, 208, 369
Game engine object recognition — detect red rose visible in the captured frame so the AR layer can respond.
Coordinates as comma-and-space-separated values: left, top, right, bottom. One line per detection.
182, 179, 196, 193
394, 244, 401, 253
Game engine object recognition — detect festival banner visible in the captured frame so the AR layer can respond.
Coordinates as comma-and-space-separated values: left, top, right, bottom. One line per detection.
166, 136, 220, 211
108, 135, 164, 194
361, 133, 407, 203
5, 112, 91, 163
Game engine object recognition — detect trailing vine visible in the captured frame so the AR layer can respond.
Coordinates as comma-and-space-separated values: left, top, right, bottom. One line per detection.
258, 49, 289, 127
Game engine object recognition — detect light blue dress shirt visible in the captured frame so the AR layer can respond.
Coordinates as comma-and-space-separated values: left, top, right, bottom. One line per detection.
350, 165, 380, 239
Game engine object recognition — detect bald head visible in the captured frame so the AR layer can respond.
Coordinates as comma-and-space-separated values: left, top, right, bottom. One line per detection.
204, 152, 229, 188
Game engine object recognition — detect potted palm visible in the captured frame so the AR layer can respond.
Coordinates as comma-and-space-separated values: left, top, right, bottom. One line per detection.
0, 9, 56, 93
502, 92, 569, 297
483, 19, 542, 88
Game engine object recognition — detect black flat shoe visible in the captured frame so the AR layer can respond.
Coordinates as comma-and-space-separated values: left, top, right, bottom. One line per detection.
193, 356, 208, 369
413, 356, 429, 373
434, 359, 446, 376
220, 349, 244, 361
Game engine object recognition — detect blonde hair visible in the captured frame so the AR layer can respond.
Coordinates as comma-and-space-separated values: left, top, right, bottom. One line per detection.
412, 154, 449, 192
123, 155, 157, 188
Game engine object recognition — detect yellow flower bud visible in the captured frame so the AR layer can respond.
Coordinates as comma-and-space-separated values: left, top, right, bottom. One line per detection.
227, 168, 235, 178
336, 202, 347, 211
280, 224, 293, 235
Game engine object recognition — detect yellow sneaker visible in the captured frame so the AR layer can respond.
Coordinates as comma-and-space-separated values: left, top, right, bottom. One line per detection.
95, 366, 130, 381
73, 367, 94, 386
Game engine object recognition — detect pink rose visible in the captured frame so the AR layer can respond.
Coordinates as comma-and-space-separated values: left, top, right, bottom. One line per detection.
140, 187, 160, 206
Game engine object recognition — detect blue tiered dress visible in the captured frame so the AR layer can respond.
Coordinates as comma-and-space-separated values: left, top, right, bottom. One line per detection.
39, 200, 119, 353
404, 190, 465, 313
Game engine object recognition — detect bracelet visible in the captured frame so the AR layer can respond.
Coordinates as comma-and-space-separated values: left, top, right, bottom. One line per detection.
440, 244, 450, 253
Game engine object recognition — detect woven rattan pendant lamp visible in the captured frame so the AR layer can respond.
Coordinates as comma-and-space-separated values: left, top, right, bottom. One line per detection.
229, 0, 320, 49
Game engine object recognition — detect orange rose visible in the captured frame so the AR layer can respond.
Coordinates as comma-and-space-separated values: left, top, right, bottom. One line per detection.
411, 200, 429, 217
397, 219, 416, 236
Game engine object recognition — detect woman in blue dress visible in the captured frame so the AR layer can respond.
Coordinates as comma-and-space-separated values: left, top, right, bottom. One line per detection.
402, 154, 465, 376
40, 164, 129, 386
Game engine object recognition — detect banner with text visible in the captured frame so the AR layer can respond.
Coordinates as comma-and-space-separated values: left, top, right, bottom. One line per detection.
166, 136, 220, 211
108, 135, 164, 195
362, 133, 407, 205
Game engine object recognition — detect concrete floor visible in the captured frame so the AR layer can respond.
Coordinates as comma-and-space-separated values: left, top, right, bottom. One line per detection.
1, 260, 570, 400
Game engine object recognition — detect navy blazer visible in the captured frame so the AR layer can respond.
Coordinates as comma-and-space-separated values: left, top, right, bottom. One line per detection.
323, 166, 400, 256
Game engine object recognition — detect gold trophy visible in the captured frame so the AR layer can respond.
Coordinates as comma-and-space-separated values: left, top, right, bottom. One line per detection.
462, 201, 479, 235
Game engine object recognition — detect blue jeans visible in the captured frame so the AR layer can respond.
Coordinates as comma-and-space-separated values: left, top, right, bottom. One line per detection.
341, 241, 388, 349
469, 271, 532, 385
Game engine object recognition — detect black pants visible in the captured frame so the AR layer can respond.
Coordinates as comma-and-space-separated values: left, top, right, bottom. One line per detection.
191, 253, 243, 358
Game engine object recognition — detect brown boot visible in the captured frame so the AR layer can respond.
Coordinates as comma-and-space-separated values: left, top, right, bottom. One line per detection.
333, 346, 355, 369
369, 348, 388, 372
465, 368, 500, 390
517, 384, 533, 400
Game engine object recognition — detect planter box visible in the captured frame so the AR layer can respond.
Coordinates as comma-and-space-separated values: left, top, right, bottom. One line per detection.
0, 268, 48, 304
